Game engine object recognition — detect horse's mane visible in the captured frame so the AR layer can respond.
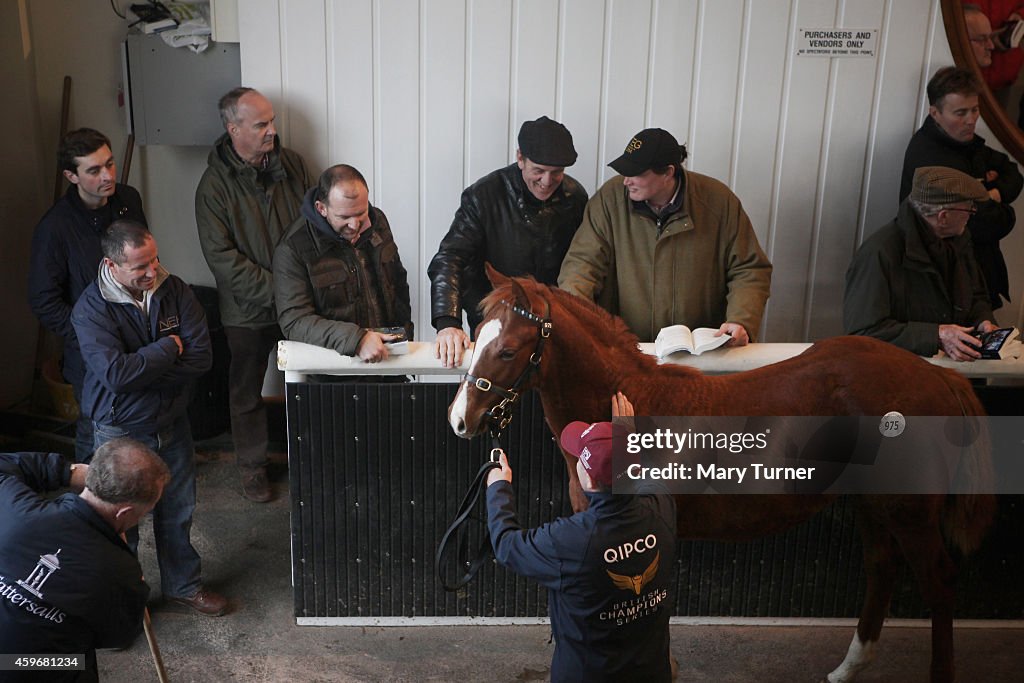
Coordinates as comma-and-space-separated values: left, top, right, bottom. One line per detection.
480, 275, 642, 353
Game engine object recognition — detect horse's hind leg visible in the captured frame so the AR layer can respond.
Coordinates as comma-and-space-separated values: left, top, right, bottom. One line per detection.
826, 517, 901, 683
892, 526, 958, 683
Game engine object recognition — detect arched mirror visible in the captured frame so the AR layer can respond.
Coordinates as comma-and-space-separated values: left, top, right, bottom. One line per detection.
942, 0, 1024, 162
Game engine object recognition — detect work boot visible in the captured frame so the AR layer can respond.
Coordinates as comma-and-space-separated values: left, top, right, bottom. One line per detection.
241, 467, 273, 503
169, 588, 228, 617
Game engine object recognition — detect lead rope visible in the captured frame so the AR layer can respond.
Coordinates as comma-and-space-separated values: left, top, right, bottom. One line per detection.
436, 296, 551, 591
435, 436, 504, 591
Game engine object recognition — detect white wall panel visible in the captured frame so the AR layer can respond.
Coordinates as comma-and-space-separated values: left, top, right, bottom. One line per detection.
236, 0, 1022, 344
648, 0, 697, 153
327, 0, 375, 173
238, 0, 283, 102
420, 0, 468, 336
805, 0, 887, 340
599, 0, 653, 188
689, 0, 743, 183
559, 0, 606, 193
762, 0, 836, 341
731, 0, 789, 251
280, 0, 329, 172
859, 0, 928, 245
465, 0, 513, 182
512, 0, 560, 136
376, 0, 422, 327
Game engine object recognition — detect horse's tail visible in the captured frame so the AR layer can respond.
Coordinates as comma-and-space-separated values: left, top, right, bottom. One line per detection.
940, 371, 996, 555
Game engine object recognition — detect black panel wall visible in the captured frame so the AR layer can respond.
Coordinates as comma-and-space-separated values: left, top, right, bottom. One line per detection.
286, 382, 1023, 619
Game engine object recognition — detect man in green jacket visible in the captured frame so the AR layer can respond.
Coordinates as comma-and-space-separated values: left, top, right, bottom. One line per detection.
274, 164, 413, 362
558, 128, 772, 344
195, 87, 313, 503
844, 166, 997, 361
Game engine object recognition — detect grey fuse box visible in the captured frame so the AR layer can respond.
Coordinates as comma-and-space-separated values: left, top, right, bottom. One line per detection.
122, 33, 240, 145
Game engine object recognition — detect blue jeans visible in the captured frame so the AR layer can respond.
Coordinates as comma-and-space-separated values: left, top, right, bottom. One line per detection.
94, 416, 202, 599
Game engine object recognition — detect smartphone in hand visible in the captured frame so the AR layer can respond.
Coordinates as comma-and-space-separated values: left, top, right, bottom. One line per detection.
371, 326, 408, 343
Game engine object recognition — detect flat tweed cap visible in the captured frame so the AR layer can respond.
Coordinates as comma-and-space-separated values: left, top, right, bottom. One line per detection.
910, 166, 989, 205
518, 116, 577, 167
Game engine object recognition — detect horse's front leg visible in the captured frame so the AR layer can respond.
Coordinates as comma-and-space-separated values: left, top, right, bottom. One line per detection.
824, 515, 901, 683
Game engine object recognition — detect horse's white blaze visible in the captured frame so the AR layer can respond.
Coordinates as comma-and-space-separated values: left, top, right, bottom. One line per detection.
827, 633, 876, 683
448, 318, 503, 434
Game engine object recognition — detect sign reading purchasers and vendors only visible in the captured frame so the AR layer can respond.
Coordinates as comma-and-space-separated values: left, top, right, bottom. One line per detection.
797, 28, 878, 57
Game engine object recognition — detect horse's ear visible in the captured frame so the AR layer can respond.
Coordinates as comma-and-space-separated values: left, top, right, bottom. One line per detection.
508, 276, 531, 309
486, 261, 530, 309
485, 262, 511, 288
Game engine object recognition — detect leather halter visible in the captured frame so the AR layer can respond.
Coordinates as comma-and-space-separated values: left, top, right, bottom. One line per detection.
436, 297, 552, 592
464, 298, 552, 436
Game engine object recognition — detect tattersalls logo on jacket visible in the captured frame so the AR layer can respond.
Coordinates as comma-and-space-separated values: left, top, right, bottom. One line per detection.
0, 549, 68, 624
16, 549, 62, 599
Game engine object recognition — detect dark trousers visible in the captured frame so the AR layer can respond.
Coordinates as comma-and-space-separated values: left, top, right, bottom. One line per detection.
64, 350, 93, 463
223, 324, 282, 471
71, 379, 94, 463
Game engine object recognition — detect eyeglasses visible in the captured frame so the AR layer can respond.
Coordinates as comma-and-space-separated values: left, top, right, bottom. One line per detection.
969, 34, 997, 44
944, 206, 977, 216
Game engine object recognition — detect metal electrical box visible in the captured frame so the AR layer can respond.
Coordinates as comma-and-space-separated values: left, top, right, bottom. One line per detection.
122, 33, 240, 145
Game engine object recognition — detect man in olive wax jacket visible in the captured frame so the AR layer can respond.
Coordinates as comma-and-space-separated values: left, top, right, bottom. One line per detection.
195, 87, 313, 503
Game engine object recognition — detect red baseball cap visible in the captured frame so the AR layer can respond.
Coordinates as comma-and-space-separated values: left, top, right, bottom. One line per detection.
560, 421, 615, 488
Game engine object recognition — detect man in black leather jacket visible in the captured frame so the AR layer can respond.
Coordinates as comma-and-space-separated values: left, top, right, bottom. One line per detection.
427, 117, 588, 367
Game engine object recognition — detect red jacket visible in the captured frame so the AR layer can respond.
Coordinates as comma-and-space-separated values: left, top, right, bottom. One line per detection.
977, 0, 1024, 90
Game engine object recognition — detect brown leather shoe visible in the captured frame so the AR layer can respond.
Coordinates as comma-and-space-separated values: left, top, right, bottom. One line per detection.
169, 588, 228, 617
241, 468, 273, 503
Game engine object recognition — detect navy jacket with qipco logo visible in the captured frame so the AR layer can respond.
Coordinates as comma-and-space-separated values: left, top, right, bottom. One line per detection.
487, 483, 677, 682
71, 264, 212, 434
0, 452, 148, 682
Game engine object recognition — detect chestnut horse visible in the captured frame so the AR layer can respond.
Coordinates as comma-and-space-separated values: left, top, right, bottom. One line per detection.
447, 267, 995, 683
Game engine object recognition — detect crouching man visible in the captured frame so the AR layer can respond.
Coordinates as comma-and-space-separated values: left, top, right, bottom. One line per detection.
0, 439, 168, 681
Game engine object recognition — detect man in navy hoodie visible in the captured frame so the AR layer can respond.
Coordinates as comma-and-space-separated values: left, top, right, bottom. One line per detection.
0, 439, 168, 682
71, 221, 226, 617
486, 393, 677, 682
28, 128, 147, 462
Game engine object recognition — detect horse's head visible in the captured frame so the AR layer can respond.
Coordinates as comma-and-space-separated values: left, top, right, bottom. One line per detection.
448, 264, 553, 438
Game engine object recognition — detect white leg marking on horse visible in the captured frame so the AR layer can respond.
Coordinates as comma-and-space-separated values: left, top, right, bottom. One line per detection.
827, 633, 876, 683
449, 319, 503, 433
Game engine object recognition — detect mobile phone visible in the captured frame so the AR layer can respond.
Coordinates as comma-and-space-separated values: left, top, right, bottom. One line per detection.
371, 326, 408, 342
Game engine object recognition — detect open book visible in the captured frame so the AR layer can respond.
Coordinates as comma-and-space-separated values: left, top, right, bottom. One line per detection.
973, 327, 1020, 360
654, 325, 730, 358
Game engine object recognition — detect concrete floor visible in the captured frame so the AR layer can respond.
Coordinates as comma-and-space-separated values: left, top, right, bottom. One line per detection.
97, 446, 1024, 683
